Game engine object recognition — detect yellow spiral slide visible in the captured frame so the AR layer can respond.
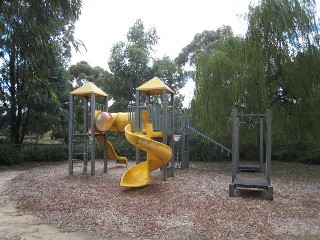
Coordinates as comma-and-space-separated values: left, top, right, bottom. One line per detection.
120, 111, 172, 187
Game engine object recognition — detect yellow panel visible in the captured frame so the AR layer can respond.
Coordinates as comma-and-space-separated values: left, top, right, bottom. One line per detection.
70, 82, 107, 98
136, 77, 174, 95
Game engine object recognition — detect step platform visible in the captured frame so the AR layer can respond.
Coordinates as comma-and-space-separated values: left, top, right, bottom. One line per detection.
229, 177, 273, 200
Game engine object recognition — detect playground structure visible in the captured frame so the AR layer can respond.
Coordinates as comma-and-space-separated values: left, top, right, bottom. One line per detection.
229, 109, 273, 200
120, 77, 175, 186
68, 78, 175, 187
68, 80, 273, 199
68, 82, 129, 176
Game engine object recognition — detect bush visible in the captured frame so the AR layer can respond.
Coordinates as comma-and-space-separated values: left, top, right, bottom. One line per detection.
188, 136, 231, 162
22, 145, 68, 162
0, 145, 24, 165
0, 144, 68, 165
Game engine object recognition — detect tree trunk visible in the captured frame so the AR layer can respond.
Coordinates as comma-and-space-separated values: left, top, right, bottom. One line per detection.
9, 51, 20, 144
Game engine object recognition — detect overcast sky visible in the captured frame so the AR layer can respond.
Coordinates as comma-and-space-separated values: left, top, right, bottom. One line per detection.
70, 0, 257, 69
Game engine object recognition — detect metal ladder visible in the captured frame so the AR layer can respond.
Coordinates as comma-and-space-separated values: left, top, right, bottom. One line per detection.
71, 134, 90, 174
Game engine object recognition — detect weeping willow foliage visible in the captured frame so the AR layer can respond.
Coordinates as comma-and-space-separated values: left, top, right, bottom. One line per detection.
190, 0, 320, 161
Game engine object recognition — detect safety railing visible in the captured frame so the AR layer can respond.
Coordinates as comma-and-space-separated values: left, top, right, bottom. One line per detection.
128, 104, 173, 133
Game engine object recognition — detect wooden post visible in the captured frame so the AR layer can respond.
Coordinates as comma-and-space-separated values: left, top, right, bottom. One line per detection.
169, 92, 175, 177
162, 89, 168, 181
103, 96, 108, 173
135, 91, 140, 164
181, 115, 186, 169
236, 116, 240, 173
266, 109, 272, 184
83, 97, 88, 174
259, 117, 264, 173
68, 95, 74, 175
90, 93, 96, 176
232, 108, 238, 182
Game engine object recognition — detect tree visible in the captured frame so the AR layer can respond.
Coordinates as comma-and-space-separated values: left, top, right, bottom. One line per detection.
68, 61, 111, 89
152, 56, 185, 111
108, 19, 159, 111
175, 26, 233, 69
190, 0, 320, 161
0, 0, 82, 144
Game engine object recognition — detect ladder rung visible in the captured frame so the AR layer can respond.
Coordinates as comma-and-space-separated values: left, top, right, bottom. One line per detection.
72, 159, 91, 162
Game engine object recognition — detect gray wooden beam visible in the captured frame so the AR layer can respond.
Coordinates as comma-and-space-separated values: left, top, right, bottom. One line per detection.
68, 95, 74, 175
266, 109, 272, 184
135, 91, 140, 164
259, 117, 264, 173
83, 97, 88, 174
162, 89, 168, 181
90, 93, 96, 176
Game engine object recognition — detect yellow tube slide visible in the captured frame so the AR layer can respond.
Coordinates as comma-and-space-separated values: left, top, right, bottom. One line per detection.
120, 124, 172, 187
95, 111, 130, 165
95, 137, 128, 165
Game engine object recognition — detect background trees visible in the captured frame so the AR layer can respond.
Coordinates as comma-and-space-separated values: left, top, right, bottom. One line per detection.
0, 0, 82, 144
107, 19, 185, 112
188, 0, 320, 162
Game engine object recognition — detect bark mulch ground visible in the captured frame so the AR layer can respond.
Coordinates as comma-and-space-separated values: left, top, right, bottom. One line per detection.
5, 160, 320, 239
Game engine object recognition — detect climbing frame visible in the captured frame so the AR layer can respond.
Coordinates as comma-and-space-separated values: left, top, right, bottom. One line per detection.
229, 108, 273, 200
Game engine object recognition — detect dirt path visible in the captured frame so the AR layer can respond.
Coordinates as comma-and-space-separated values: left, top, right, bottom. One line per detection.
0, 170, 113, 240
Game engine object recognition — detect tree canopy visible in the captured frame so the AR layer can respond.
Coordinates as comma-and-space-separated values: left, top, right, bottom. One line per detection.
188, 0, 320, 162
0, 0, 82, 143
108, 19, 185, 111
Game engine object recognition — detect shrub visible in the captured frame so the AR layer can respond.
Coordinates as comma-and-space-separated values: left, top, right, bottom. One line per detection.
22, 145, 68, 162
188, 136, 231, 162
0, 144, 68, 165
0, 145, 24, 165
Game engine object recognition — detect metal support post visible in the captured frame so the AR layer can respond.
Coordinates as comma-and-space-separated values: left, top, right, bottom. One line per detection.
135, 91, 140, 164
103, 96, 108, 173
68, 95, 74, 175
168, 92, 175, 177
259, 117, 264, 172
266, 109, 272, 184
90, 93, 96, 176
83, 97, 88, 174
232, 109, 238, 182
162, 89, 168, 181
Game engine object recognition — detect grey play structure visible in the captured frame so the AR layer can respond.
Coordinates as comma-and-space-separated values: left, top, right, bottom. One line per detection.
229, 109, 273, 200
68, 83, 109, 176
130, 79, 175, 180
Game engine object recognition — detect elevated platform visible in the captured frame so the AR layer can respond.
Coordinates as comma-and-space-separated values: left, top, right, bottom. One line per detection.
229, 177, 273, 200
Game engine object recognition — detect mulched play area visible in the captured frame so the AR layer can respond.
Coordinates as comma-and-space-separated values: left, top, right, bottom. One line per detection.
5, 160, 320, 239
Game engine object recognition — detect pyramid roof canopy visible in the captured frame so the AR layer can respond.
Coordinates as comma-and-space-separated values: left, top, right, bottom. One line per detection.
136, 77, 174, 95
70, 82, 107, 98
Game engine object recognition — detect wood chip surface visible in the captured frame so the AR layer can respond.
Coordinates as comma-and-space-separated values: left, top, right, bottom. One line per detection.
5, 160, 320, 239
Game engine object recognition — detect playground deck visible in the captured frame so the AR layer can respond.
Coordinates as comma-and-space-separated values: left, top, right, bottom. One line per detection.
229, 177, 273, 200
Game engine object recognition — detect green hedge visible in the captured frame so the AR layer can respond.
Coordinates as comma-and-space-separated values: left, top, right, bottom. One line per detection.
188, 136, 231, 162
186, 136, 320, 165
0, 144, 68, 165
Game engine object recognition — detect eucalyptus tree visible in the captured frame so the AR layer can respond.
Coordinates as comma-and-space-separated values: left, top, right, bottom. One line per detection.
68, 61, 110, 89
108, 19, 159, 111
0, 0, 82, 144
175, 25, 233, 68
152, 56, 185, 111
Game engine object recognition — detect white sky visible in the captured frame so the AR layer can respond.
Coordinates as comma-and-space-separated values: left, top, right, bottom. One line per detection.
70, 0, 320, 107
71, 0, 256, 70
